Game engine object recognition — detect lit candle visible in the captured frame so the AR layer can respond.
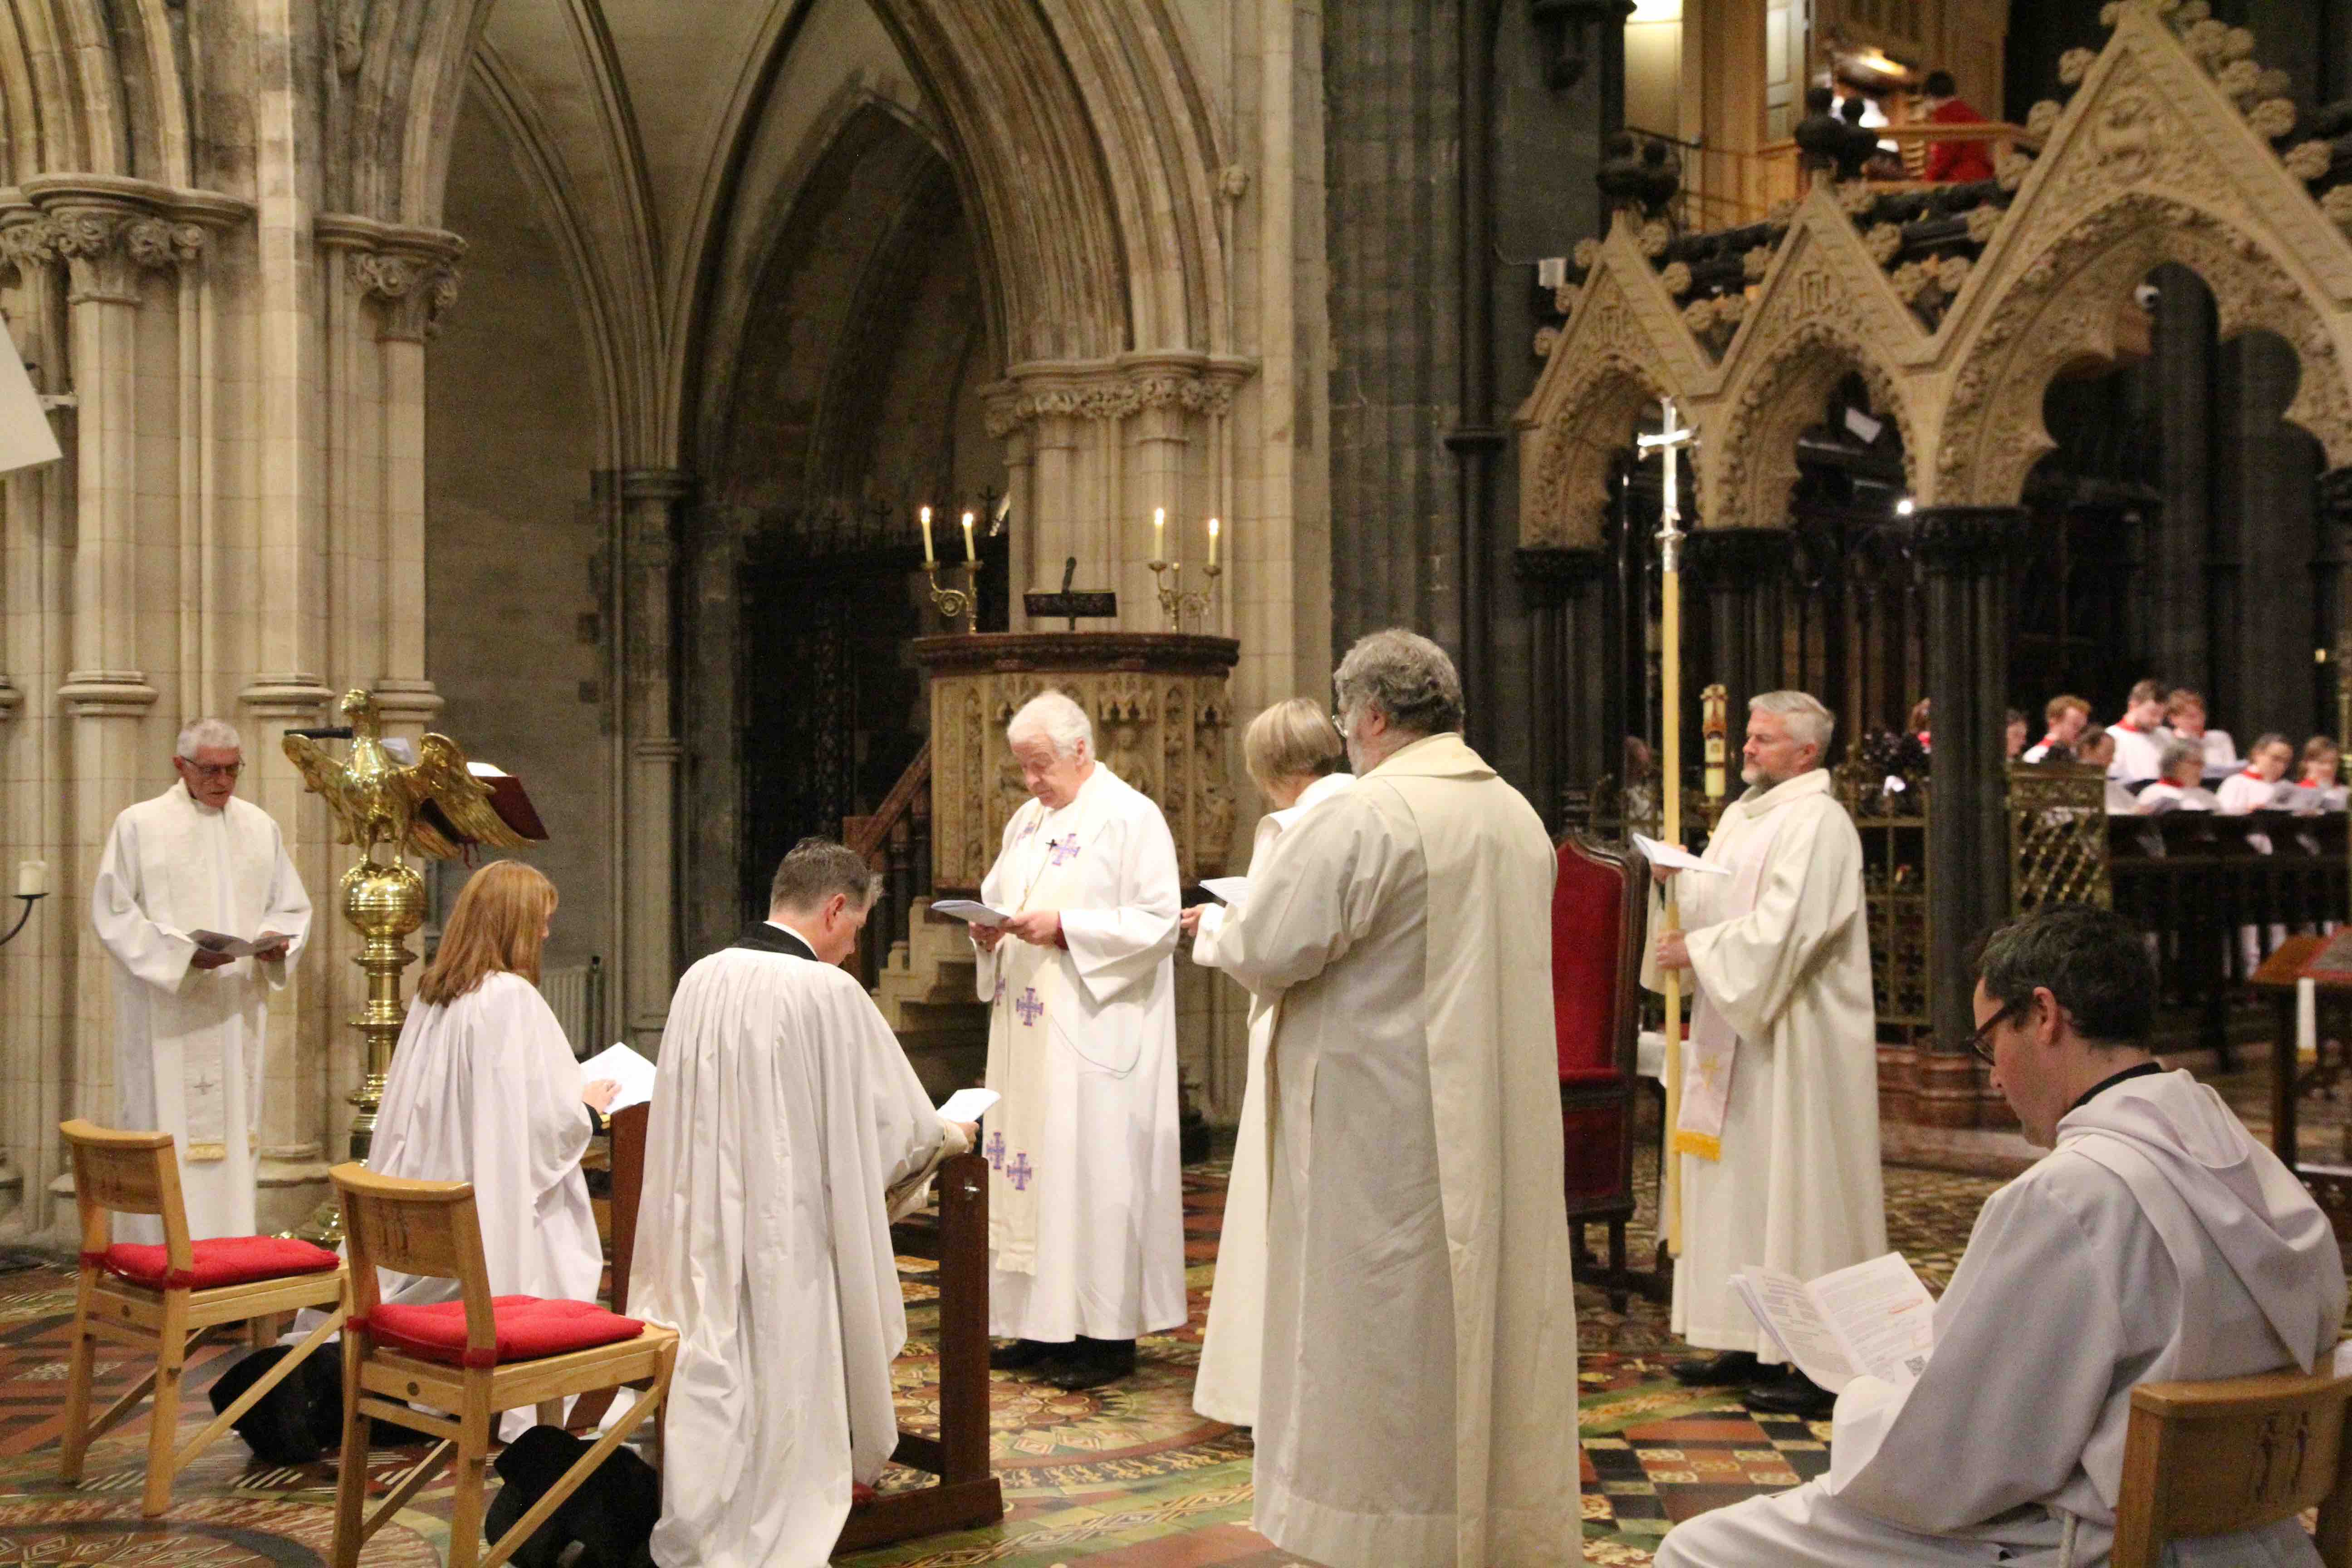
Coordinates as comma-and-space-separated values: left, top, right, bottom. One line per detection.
961, 510, 978, 563
1152, 506, 1166, 563
1207, 515, 1220, 570
15, 859, 46, 897
919, 505, 936, 567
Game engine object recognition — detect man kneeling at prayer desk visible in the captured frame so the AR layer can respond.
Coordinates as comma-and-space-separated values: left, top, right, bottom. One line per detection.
1657, 904, 2347, 1568
630, 838, 979, 1568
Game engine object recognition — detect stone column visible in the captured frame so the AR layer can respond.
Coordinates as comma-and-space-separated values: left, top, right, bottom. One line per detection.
619, 469, 690, 1052
1915, 505, 2025, 1125
1515, 545, 1607, 827
2313, 467, 2352, 726
1687, 525, 1793, 733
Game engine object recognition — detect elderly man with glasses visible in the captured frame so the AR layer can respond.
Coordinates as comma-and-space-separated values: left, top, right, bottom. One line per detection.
1659, 904, 2344, 1568
91, 717, 312, 1240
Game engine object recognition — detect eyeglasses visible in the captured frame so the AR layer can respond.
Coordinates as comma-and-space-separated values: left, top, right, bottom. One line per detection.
180, 761, 243, 781
1969, 997, 2028, 1065
1331, 710, 1352, 738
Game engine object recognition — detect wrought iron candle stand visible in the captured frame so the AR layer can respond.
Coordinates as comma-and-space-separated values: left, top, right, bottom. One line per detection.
0, 890, 45, 948
926, 564, 979, 634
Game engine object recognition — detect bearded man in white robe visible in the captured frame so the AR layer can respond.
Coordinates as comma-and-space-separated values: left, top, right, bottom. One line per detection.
1213, 629, 1581, 1568
971, 690, 1186, 1392
92, 718, 312, 1241
1659, 904, 2346, 1568
1647, 689, 1884, 1418
633, 838, 976, 1568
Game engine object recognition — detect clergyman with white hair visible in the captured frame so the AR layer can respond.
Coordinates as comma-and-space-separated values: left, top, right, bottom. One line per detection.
92, 718, 313, 1240
1644, 690, 1884, 1419
1208, 629, 1581, 1568
968, 689, 1186, 1390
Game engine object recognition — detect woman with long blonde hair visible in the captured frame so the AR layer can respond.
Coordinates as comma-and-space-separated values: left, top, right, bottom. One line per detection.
366, 860, 616, 1426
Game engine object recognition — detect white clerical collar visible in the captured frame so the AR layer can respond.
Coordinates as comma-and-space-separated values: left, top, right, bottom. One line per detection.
172, 779, 226, 817
764, 918, 819, 952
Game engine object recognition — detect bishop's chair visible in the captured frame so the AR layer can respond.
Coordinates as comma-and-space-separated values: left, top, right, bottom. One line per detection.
1551, 832, 1650, 1311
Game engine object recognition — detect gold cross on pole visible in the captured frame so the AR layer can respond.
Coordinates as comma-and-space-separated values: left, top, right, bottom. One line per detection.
1636, 398, 1698, 1255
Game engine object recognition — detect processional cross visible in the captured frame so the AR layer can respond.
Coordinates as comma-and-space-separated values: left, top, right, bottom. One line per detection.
1636, 398, 1698, 1258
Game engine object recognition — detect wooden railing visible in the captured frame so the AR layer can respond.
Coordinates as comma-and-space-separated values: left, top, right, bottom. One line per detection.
1680, 120, 2036, 230
843, 741, 933, 988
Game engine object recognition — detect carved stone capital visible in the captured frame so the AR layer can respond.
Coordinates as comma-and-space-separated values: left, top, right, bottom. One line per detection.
982, 353, 1259, 437
58, 671, 159, 718
16, 176, 245, 301
1910, 506, 2029, 576
319, 215, 469, 342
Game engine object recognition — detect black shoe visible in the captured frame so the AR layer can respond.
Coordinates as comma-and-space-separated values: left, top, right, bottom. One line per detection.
988, 1338, 1068, 1371
1668, 1350, 1765, 1387
1741, 1366, 1837, 1418
1040, 1337, 1137, 1391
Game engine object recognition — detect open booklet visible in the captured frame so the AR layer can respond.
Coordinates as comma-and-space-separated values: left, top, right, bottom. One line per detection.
188, 929, 293, 958
1199, 877, 1249, 905
931, 899, 1010, 926
579, 1041, 660, 1114
1630, 832, 1731, 876
1730, 1251, 1936, 1394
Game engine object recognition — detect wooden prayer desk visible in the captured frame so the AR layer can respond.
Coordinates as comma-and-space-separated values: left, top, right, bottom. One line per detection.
593, 1104, 1004, 1551
2248, 934, 2352, 1191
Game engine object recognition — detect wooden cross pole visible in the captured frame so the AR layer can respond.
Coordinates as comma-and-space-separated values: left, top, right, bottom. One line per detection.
1637, 397, 1698, 1257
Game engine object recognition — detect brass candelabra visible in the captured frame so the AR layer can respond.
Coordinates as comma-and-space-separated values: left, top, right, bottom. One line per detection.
927, 564, 978, 633
1149, 558, 1220, 632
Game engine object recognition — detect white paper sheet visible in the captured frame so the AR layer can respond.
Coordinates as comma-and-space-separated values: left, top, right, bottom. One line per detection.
579, 1040, 659, 1114
937, 1087, 1000, 1123
1631, 831, 1732, 876
1200, 877, 1250, 905
1734, 1251, 1936, 1395
931, 899, 1010, 925
187, 929, 293, 958
1732, 1268, 1861, 1392
0, 321, 61, 477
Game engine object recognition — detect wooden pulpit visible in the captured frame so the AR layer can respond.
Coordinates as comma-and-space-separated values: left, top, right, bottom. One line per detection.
591, 1105, 1005, 1550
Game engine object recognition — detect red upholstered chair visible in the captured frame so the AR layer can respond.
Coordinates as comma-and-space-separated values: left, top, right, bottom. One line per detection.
1553, 832, 1649, 1311
56, 1118, 350, 1516
328, 1162, 676, 1568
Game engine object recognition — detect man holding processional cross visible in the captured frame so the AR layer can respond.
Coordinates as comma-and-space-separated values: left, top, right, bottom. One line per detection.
1635, 401, 1885, 1421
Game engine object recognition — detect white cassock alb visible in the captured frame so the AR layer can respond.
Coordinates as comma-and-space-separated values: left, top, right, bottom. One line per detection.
1659, 1068, 2346, 1568
2216, 769, 2285, 814
2106, 723, 2166, 784
93, 780, 312, 1241
635, 944, 964, 1568
1214, 733, 1581, 1568
1186, 769, 1355, 1427
1642, 767, 1884, 1357
974, 764, 1186, 1342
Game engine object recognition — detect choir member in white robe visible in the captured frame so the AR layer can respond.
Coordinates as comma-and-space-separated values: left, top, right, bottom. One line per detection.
2291, 736, 2348, 814
362, 860, 614, 1439
93, 719, 311, 1242
1658, 905, 2346, 1568
633, 838, 975, 1568
1180, 698, 1352, 1428
2020, 695, 2090, 764
2105, 679, 2170, 784
2216, 734, 2294, 815
971, 691, 1187, 1391
1647, 691, 1884, 1418
1213, 630, 1581, 1568
2161, 688, 2237, 776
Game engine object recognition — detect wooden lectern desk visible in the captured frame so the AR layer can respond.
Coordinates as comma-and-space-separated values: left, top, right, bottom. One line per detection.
588, 1103, 1004, 1552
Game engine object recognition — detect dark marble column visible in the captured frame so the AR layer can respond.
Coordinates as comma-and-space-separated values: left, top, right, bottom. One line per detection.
1915, 505, 2028, 1122
2313, 467, 2352, 725
1686, 527, 1795, 721
1516, 546, 1609, 828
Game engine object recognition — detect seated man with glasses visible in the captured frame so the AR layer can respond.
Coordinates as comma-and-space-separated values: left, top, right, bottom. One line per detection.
91, 717, 312, 1240
1658, 904, 2345, 1568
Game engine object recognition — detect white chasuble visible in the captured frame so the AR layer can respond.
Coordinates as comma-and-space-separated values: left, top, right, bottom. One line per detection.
1659, 1071, 2344, 1568
635, 948, 959, 1568
1214, 734, 1581, 1568
1186, 769, 1355, 1428
973, 764, 1187, 1342
93, 781, 312, 1241
1641, 767, 1884, 1358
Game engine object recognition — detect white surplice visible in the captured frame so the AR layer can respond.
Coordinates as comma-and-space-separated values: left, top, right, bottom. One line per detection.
1214, 733, 1582, 1568
973, 764, 1186, 1342
635, 946, 960, 1568
1186, 769, 1355, 1427
1658, 1069, 2346, 1568
1642, 767, 1885, 1357
93, 781, 312, 1241
2107, 723, 2166, 784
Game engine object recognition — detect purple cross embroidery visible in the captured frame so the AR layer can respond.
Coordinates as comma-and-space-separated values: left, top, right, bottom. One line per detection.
1014, 987, 1044, 1027
984, 1130, 1006, 1170
1006, 1152, 1034, 1191
1049, 836, 1081, 867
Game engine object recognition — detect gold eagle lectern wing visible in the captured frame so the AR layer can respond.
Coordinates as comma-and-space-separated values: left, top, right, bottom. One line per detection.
282, 732, 363, 848
397, 733, 531, 860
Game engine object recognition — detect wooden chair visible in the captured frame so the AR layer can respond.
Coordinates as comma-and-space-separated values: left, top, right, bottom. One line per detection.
2113, 1342, 2352, 1567
1552, 831, 1651, 1311
56, 1118, 349, 1516
327, 1162, 677, 1568
600, 1109, 1005, 1551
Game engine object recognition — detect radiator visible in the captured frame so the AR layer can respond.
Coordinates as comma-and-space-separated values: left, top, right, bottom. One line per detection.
542, 957, 606, 1058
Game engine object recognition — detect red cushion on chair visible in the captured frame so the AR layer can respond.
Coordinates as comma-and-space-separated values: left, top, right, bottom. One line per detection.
1553, 842, 1628, 1078
91, 1236, 340, 1291
357, 1296, 644, 1368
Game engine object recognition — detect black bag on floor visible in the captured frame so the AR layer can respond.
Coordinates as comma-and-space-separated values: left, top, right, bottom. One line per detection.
485, 1425, 660, 1568
206, 1345, 342, 1465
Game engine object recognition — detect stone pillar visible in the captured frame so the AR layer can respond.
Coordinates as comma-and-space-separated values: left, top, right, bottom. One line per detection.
1915, 505, 2026, 1126
619, 469, 689, 1052
1515, 546, 1607, 827
2314, 467, 2352, 726
1687, 525, 1793, 737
